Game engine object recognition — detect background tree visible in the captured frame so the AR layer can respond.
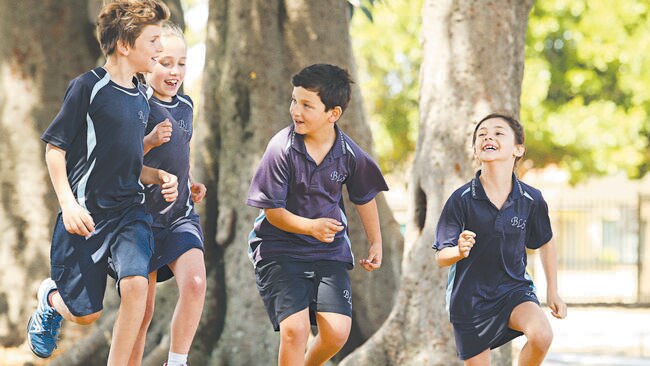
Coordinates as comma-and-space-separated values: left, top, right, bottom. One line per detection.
341, 0, 534, 365
192, 0, 403, 364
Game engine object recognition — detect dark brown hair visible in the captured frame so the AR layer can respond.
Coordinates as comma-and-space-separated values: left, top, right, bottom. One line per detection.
292, 64, 353, 113
472, 113, 526, 165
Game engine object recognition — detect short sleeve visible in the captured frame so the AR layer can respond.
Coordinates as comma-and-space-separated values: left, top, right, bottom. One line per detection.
181, 94, 194, 107
41, 78, 90, 151
433, 193, 465, 251
346, 149, 388, 205
146, 104, 168, 135
525, 194, 553, 249
246, 137, 291, 209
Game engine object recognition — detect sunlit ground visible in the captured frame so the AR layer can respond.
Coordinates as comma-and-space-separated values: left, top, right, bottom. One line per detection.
514, 307, 650, 365
4, 307, 650, 365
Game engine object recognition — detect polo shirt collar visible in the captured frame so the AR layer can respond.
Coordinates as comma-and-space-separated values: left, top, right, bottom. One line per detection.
290, 124, 346, 159
471, 170, 524, 201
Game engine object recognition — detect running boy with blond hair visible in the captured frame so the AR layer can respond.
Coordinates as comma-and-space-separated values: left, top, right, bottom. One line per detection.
26, 1, 174, 364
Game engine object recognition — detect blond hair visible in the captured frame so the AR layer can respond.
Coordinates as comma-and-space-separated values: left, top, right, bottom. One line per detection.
161, 21, 185, 44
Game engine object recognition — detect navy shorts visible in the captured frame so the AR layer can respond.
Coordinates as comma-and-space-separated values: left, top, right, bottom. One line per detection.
50, 205, 153, 317
149, 215, 204, 282
453, 289, 540, 360
255, 258, 353, 331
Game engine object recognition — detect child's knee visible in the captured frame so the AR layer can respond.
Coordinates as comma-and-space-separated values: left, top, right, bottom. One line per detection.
180, 274, 206, 298
528, 325, 553, 351
281, 322, 310, 345
73, 310, 102, 325
119, 276, 149, 297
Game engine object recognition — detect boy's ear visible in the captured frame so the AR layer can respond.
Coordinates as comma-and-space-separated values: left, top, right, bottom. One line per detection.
328, 106, 343, 123
116, 39, 130, 56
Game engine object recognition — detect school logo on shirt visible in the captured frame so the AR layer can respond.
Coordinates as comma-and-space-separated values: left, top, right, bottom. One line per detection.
511, 216, 526, 230
330, 171, 346, 183
177, 119, 191, 133
138, 110, 146, 125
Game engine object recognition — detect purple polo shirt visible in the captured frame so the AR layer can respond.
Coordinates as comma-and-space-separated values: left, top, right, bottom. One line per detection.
433, 171, 553, 324
247, 124, 388, 267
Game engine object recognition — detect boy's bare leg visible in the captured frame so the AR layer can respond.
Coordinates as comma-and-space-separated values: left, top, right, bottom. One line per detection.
279, 308, 311, 366
464, 349, 490, 366
51, 292, 102, 325
167, 248, 206, 354
509, 301, 553, 366
304, 312, 351, 366
107, 275, 149, 366
127, 272, 158, 366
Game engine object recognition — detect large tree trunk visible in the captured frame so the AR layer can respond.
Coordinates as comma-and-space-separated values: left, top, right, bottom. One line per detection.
341, 1, 534, 365
0, 0, 99, 347
193, 0, 402, 364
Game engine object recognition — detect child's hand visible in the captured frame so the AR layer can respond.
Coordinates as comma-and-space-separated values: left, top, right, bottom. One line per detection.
360, 242, 382, 272
190, 182, 207, 203
61, 201, 95, 237
458, 230, 476, 258
310, 218, 344, 243
547, 292, 567, 319
145, 119, 173, 148
159, 170, 178, 202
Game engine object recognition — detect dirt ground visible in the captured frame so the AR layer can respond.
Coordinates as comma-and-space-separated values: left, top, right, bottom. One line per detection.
4, 307, 650, 365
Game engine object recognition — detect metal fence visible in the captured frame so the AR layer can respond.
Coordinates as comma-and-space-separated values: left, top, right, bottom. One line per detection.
529, 195, 645, 304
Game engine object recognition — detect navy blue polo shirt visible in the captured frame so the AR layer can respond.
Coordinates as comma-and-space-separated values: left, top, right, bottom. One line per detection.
41, 67, 150, 219
143, 95, 196, 228
247, 124, 388, 266
433, 170, 553, 324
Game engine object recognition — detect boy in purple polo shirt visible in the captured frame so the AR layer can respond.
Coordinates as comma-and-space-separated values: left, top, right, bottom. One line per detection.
247, 63, 388, 365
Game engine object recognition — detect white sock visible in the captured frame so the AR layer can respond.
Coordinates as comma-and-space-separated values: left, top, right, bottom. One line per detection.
167, 352, 188, 366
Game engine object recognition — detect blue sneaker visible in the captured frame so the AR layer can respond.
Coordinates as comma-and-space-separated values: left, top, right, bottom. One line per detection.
27, 278, 63, 358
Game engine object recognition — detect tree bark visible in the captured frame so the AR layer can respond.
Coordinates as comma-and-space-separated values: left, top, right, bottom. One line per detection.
341, 1, 534, 365
0, 0, 99, 347
194, 0, 402, 364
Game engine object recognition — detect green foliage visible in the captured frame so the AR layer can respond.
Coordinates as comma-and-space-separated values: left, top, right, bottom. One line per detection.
352, 0, 650, 183
350, 0, 422, 173
348, 0, 380, 21
522, 0, 650, 183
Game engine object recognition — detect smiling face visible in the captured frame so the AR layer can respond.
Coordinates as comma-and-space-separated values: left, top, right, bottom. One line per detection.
472, 117, 525, 166
289, 86, 341, 137
126, 24, 164, 74
148, 34, 187, 101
